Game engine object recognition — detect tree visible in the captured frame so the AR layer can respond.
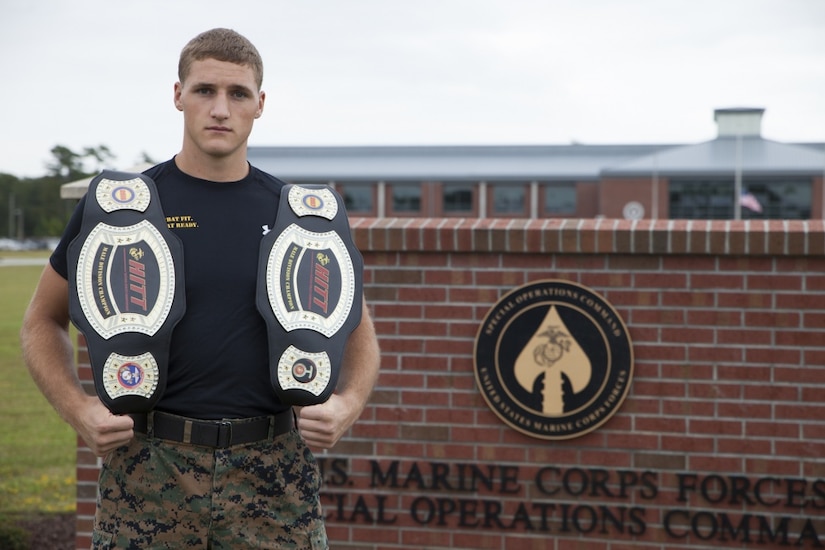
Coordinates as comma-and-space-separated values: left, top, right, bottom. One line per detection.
45, 145, 85, 180
139, 151, 157, 165
0, 172, 21, 238
82, 145, 115, 173
45, 144, 115, 180
3, 144, 118, 238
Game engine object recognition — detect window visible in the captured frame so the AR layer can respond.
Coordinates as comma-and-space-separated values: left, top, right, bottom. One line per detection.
669, 178, 812, 219
490, 183, 527, 216
543, 183, 576, 215
669, 180, 732, 219
339, 183, 375, 215
442, 183, 474, 214
742, 179, 811, 219
390, 183, 421, 214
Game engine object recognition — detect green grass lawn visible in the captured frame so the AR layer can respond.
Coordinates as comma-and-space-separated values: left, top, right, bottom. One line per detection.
0, 251, 76, 514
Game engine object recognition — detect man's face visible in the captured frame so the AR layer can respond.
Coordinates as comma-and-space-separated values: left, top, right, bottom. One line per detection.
174, 58, 265, 162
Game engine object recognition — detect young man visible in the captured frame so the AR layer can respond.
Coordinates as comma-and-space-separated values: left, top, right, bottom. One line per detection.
21, 28, 380, 548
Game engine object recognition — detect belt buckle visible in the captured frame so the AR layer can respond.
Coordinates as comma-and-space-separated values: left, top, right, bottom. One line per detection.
216, 420, 233, 448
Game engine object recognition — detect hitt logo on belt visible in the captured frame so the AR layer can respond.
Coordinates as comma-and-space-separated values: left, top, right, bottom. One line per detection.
474, 280, 633, 440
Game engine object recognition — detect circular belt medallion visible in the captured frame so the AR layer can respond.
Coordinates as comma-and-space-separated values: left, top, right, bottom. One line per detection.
102, 352, 159, 400
95, 176, 151, 213
278, 345, 331, 397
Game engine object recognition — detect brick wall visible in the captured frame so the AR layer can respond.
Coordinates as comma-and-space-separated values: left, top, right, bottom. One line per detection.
74, 219, 825, 549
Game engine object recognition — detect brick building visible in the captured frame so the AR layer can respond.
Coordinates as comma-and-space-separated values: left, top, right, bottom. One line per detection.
246, 108, 825, 221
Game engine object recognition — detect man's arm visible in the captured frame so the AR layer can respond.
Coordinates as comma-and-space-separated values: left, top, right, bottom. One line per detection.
20, 264, 134, 456
297, 297, 380, 449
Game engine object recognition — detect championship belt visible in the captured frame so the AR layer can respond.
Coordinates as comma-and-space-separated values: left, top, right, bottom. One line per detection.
67, 171, 185, 414
257, 185, 363, 406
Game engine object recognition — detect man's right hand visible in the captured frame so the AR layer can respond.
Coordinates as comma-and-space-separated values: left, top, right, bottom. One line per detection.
74, 396, 135, 457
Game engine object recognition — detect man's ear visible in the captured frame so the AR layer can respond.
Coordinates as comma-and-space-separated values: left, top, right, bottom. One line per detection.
174, 82, 184, 111
255, 90, 266, 119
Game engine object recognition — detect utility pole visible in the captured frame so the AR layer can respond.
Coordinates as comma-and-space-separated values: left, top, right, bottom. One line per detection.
7, 193, 14, 238
15, 207, 24, 240
734, 133, 743, 220
651, 152, 659, 219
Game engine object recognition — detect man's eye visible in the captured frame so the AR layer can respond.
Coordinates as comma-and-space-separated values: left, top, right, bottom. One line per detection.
196, 88, 213, 95
232, 90, 249, 99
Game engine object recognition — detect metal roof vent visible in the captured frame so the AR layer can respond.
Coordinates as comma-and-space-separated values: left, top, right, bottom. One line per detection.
714, 107, 765, 138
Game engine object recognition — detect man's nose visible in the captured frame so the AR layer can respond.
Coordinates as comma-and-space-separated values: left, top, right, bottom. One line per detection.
211, 92, 230, 119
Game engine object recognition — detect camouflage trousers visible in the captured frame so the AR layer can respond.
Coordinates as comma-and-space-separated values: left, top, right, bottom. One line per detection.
92, 428, 327, 549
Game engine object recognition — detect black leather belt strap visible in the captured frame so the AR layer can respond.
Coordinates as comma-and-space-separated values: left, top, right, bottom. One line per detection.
131, 410, 294, 448
68, 170, 186, 414
256, 184, 364, 406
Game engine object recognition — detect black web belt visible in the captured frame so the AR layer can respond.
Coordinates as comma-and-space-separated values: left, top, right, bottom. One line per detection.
130, 410, 294, 449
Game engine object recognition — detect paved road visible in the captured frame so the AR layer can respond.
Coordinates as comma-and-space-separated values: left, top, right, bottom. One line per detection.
0, 257, 49, 267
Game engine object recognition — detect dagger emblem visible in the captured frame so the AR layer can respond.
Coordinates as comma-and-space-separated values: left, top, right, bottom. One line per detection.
514, 306, 592, 415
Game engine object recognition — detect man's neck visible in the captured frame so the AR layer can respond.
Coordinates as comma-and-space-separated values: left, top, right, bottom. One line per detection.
174, 149, 250, 182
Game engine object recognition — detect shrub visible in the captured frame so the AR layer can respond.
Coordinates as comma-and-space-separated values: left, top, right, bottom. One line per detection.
0, 516, 30, 550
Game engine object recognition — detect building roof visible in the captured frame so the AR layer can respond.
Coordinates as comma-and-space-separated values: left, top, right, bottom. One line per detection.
60, 163, 153, 200
603, 137, 825, 178
246, 144, 673, 182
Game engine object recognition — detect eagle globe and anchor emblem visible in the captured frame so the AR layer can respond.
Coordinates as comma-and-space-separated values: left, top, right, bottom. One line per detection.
474, 280, 634, 440
522, 320, 584, 416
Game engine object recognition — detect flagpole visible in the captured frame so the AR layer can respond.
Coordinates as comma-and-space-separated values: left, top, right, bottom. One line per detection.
734, 133, 743, 220
651, 152, 659, 219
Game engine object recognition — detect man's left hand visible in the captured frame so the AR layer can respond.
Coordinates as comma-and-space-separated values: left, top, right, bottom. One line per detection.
295, 394, 360, 449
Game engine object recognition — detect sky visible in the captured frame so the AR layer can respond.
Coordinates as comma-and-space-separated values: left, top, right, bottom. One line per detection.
2, 0, 824, 178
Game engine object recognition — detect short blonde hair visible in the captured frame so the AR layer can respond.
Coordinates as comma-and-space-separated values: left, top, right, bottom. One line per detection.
178, 28, 264, 89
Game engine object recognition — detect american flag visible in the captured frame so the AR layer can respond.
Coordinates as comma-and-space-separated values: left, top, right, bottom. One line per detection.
739, 191, 762, 213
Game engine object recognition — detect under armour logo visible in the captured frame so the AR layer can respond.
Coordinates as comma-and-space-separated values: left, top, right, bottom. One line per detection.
262, 225, 271, 236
